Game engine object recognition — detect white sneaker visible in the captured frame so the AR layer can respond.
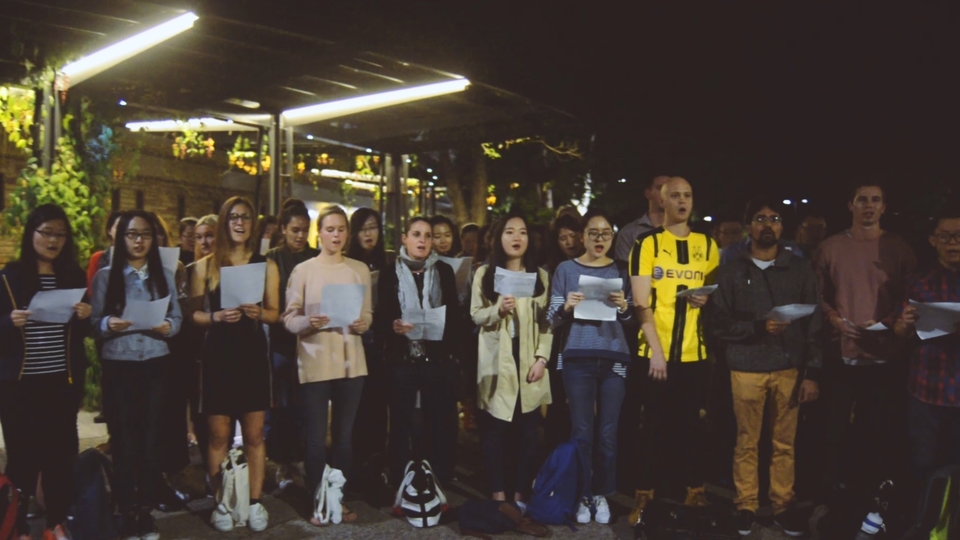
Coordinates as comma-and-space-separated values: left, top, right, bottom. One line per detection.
210, 503, 234, 532
594, 495, 611, 524
248, 503, 269, 532
576, 498, 592, 524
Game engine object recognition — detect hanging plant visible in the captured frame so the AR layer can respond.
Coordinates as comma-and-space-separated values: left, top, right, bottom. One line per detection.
227, 134, 270, 174
172, 128, 214, 160
0, 85, 35, 152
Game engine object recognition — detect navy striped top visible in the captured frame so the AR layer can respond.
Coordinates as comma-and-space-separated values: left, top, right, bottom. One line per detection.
547, 259, 632, 376
23, 275, 67, 376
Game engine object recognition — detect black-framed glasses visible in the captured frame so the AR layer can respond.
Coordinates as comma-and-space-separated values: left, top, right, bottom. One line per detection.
753, 215, 782, 224
228, 213, 252, 223
587, 230, 613, 241
124, 231, 152, 241
35, 229, 67, 241
359, 225, 379, 234
935, 232, 960, 244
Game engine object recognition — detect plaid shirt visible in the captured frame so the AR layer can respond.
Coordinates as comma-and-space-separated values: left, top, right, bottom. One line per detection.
903, 264, 960, 406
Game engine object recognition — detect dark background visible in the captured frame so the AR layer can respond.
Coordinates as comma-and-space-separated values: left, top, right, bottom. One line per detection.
201, 1, 956, 230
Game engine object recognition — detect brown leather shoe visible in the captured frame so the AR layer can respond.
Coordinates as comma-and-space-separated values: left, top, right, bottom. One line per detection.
628, 489, 654, 526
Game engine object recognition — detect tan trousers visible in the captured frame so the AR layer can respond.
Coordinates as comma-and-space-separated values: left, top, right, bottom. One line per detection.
731, 369, 799, 513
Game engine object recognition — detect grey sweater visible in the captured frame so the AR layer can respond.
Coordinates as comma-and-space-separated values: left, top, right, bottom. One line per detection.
710, 244, 822, 380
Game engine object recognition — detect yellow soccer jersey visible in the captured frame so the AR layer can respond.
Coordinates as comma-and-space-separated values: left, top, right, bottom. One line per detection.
628, 228, 718, 362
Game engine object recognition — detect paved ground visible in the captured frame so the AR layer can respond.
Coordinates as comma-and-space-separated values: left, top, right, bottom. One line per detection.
1, 412, 816, 539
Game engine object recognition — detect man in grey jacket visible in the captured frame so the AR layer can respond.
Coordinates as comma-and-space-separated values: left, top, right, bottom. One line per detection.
711, 198, 821, 537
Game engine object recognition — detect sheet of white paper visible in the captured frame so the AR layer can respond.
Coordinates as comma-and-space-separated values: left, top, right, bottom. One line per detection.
402, 306, 447, 341
307, 284, 365, 329
910, 300, 960, 340
493, 267, 537, 298
159, 247, 180, 274
676, 284, 719, 298
439, 256, 474, 299
766, 303, 817, 323
260, 238, 271, 255
864, 322, 888, 331
121, 295, 171, 331
220, 262, 267, 308
27, 288, 86, 324
574, 275, 622, 321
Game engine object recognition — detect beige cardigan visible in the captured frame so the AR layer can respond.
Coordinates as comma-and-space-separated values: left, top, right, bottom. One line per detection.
471, 265, 553, 422
283, 256, 373, 383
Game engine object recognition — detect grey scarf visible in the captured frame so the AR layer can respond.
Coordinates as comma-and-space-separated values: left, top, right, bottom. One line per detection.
397, 247, 442, 311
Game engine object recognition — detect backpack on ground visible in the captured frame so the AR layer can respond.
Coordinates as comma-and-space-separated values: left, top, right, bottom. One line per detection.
0, 473, 20, 540
900, 465, 960, 540
69, 448, 118, 540
313, 465, 347, 525
393, 460, 448, 528
216, 447, 250, 527
635, 498, 739, 540
458, 500, 549, 540
526, 439, 584, 526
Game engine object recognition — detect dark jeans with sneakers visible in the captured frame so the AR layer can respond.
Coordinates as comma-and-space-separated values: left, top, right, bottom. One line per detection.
103, 356, 167, 512
0, 373, 78, 531
388, 358, 459, 486
563, 358, 626, 499
300, 376, 365, 495
636, 360, 711, 494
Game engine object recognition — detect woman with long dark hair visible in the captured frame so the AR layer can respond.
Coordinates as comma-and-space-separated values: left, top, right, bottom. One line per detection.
471, 213, 552, 504
91, 210, 182, 538
377, 217, 461, 488
0, 204, 92, 540
546, 208, 631, 524
265, 199, 317, 471
346, 207, 388, 270
188, 196, 280, 533
429, 215, 462, 257
543, 214, 585, 274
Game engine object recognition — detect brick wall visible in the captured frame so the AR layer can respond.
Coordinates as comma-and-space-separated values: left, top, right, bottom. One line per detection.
0, 132, 268, 266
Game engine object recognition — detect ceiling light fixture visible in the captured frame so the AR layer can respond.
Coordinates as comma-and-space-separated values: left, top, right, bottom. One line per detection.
62, 12, 198, 86
125, 117, 257, 132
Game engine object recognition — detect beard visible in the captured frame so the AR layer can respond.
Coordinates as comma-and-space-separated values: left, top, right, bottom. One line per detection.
755, 231, 778, 249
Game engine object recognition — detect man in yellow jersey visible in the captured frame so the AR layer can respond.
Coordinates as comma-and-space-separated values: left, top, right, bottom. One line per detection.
626, 176, 719, 525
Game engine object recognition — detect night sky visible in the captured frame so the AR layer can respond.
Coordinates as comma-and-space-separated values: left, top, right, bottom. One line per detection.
218, 1, 955, 220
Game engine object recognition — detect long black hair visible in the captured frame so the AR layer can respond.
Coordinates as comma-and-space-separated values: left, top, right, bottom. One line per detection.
428, 215, 462, 256
277, 199, 311, 250
347, 207, 387, 270
16, 204, 80, 295
542, 213, 584, 274
481, 212, 546, 302
103, 210, 170, 317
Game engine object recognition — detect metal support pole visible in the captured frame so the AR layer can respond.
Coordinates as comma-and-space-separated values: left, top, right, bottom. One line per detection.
284, 126, 295, 210
268, 116, 279, 215
40, 83, 54, 173
378, 152, 386, 217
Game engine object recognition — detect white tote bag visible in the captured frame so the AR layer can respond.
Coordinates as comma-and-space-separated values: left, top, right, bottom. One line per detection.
217, 447, 250, 526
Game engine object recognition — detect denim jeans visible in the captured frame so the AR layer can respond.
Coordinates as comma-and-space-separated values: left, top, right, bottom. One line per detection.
908, 394, 960, 487
300, 377, 365, 495
388, 359, 459, 486
563, 358, 626, 498
103, 356, 168, 511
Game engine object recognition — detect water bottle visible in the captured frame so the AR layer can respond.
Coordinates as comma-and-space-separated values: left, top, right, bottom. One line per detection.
852, 511, 884, 538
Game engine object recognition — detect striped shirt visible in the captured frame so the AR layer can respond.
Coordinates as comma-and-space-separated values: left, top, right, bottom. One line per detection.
547, 259, 633, 376
23, 275, 67, 376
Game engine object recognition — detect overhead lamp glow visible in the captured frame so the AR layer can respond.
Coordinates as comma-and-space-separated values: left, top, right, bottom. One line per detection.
783, 199, 792, 205
619, 178, 627, 183
432, 175, 438, 180
281, 78, 470, 127
426, 168, 433, 173
118, 99, 127, 106
366, 148, 372, 153
125, 117, 257, 132
801, 198, 809, 204
62, 12, 198, 86
306, 134, 314, 140
703, 216, 713, 222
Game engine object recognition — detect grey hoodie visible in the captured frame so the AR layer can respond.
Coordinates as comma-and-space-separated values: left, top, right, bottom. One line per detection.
710, 243, 822, 380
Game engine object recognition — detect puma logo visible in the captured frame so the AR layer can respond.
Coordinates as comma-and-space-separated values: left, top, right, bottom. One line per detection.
662, 249, 672, 255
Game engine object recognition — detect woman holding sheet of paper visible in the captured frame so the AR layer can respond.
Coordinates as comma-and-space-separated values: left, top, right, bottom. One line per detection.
471, 213, 553, 504
283, 205, 371, 524
188, 196, 280, 533
377, 216, 461, 489
546, 208, 632, 524
90, 209, 182, 538
0, 204, 92, 540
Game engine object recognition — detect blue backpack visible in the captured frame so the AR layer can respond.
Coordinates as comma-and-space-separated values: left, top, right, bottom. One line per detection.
526, 440, 585, 526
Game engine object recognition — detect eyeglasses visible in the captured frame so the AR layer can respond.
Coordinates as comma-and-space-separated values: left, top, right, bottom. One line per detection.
935, 232, 960, 244
752, 215, 782, 224
587, 231, 613, 241
359, 226, 379, 234
35, 229, 67, 241
124, 231, 153, 241
180, 233, 195, 240
228, 213, 252, 223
